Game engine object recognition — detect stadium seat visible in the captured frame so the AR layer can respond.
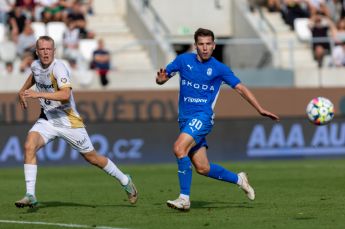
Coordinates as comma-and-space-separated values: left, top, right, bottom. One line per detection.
47, 22, 67, 45
61, 59, 72, 75
0, 23, 6, 42
31, 22, 47, 39
0, 41, 17, 62
79, 39, 98, 62
72, 69, 94, 87
294, 18, 312, 42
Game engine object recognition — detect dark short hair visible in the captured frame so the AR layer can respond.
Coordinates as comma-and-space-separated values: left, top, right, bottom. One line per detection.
36, 36, 55, 48
194, 28, 215, 43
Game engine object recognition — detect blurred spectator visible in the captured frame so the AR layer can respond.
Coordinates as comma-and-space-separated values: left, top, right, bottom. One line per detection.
282, 0, 311, 30
91, 39, 111, 87
62, 20, 80, 65
331, 18, 345, 45
309, 0, 330, 18
5, 61, 14, 74
67, 1, 94, 38
8, 6, 28, 42
79, 0, 93, 15
43, 0, 64, 23
309, 13, 335, 67
341, 0, 345, 19
87, 0, 93, 14
331, 42, 345, 66
0, 0, 14, 24
16, 0, 36, 21
247, 0, 281, 12
325, 0, 339, 22
19, 50, 35, 75
0, 60, 19, 77
267, 0, 281, 12
330, 18, 345, 66
35, 0, 63, 23
60, 0, 75, 22
17, 22, 36, 57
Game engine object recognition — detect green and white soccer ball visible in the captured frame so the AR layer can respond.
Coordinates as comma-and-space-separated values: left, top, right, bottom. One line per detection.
306, 97, 334, 125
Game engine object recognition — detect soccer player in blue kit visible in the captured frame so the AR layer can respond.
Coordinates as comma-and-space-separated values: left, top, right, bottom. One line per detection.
156, 28, 280, 211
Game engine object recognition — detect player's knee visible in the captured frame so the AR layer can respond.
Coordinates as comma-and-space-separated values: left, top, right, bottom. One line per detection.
173, 143, 187, 158
23, 141, 38, 162
195, 164, 210, 175
24, 141, 37, 154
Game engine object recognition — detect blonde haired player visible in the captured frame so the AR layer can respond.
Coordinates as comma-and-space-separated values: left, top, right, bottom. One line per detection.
15, 36, 138, 208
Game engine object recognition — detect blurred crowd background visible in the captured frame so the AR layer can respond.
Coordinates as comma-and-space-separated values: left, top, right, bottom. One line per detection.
0, 0, 345, 91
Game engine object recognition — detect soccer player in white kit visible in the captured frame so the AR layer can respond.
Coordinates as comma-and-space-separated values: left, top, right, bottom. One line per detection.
15, 36, 138, 208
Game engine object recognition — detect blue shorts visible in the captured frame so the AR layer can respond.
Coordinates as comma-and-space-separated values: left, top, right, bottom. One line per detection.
179, 117, 213, 153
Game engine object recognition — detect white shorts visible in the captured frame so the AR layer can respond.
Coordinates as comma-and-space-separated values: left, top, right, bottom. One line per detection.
30, 119, 94, 153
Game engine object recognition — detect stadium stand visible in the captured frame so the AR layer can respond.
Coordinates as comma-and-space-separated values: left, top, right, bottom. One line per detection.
1, 0, 345, 91
242, 0, 345, 87
294, 18, 312, 42
78, 38, 97, 62
0, 0, 179, 91
0, 41, 16, 62
46, 21, 66, 46
31, 21, 46, 39
0, 23, 5, 42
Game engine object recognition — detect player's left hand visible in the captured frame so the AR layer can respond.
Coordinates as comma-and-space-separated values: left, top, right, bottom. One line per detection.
156, 68, 169, 85
260, 110, 280, 121
24, 89, 39, 99
18, 91, 28, 109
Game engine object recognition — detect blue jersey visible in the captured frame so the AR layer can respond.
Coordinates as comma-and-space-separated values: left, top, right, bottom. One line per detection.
166, 53, 241, 121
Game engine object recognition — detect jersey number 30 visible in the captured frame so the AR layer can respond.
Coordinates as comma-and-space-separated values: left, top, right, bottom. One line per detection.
188, 119, 203, 130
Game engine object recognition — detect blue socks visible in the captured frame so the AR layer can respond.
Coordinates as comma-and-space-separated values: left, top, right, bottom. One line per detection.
207, 163, 238, 184
177, 157, 192, 195
177, 159, 238, 196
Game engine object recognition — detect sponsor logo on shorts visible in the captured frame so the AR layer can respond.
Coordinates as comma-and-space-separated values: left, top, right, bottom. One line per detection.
76, 137, 87, 146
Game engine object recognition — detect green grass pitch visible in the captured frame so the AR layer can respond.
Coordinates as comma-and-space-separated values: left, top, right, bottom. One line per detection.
1, 159, 345, 229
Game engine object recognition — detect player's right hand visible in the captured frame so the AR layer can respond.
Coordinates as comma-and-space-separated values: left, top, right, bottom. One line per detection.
260, 109, 280, 121
18, 91, 28, 109
156, 68, 169, 85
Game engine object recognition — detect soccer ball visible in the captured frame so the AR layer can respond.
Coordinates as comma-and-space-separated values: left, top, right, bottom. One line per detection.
306, 97, 334, 125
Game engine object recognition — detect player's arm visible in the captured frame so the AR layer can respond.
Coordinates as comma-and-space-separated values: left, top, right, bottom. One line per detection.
234, 83, 280, 121
18, 73, 35, 109
156, 68, 170, 85
24, 62, 72, 102
24, 87, 71, 102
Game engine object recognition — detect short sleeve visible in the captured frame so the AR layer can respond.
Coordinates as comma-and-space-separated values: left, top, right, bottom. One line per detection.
53, 61, 72, 89
165, 55, 181, 78
221, 64, 241, 88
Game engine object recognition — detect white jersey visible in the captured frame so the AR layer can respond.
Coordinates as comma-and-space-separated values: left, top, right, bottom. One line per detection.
31, 59, 84, 128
